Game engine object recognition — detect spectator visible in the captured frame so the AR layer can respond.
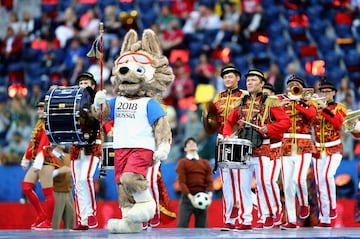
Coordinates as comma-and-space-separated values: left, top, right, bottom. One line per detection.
0, 96, 10, 146
176, 137, 213, 228
159, 19, 185, 58
267, 62, 285, 95
193, 53, 215, 85
336, 77, 356, 103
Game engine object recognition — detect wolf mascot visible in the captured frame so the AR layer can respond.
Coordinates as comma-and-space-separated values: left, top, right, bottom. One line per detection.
93, 29, 174, 233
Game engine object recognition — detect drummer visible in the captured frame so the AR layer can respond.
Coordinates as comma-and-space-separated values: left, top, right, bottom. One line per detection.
223, 69, 291, 230
209, 64, 246, 231
70, 72, 102, 230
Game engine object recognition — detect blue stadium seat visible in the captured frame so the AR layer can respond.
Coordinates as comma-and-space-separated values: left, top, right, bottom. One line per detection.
288, 25, 308, 42
250, 42, 268, 59
118, 0, 135, 12
268, 22, 285, 41
308, 20, 327, 42
344, 52, 360, 73
232, 56, 249, 72
273, 54, 293, 75
326, 68, 347, 83
323, 52, 342, 71
188, 42, 203, 58
22, 48, 43, 62
335, 24, 353, 38
140, 8, 157, 30
316, 36, 335, 57
138, 0, 155, 12
270, 38, 288, 57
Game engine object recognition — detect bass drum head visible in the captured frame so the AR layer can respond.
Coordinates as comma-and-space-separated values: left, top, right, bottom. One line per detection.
44, 86, 98, 145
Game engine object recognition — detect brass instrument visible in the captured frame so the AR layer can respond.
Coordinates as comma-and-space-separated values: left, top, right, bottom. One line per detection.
202, 101, 219, 135
286, 82, 314, 101
343, 109, 360, 133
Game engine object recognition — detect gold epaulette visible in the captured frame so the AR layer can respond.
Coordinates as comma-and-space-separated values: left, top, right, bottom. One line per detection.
265, 96, 281, 107
335, 102, 347, 114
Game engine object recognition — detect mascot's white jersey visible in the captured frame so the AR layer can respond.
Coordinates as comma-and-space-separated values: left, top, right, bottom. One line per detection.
109, 96, 165, 151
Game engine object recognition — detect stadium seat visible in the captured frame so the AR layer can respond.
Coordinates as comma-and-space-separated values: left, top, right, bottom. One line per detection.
138, 0, 155, 12
308, 20, 327, 42
316, 36, 335, 56
326, 68, 347, 83
118, 0, 135, 11
250, 42, 268, 59
323, 52, 342, 72
344, 52, 360, 73
270, 38, 288, 57
232, 56, 249, 72
140, 8, 157, 30
268, 22, 285, 41
289, 25, 308, 41
335, 24, 353, 39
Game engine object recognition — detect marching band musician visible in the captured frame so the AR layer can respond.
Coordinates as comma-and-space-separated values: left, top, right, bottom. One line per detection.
279, 75, 317, 230
208, 64, 246, 231
21, 96, 63, 230
312, 77, 346, 228
223, 69, 291, 230
261, 83, 283, 227
70, 72, 102, 230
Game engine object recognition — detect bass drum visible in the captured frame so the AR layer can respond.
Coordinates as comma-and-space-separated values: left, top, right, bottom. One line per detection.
44, 86, 98, 145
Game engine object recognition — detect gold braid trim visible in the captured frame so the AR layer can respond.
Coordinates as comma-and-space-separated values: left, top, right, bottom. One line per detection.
30, 119, 45, 159
335, 102, 347, 114
159, 204, 176, 219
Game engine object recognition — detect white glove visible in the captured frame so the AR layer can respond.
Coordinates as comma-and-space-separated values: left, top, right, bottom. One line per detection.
153, 143, 171, 161
187, 194, 199, 208
21, 158, 29, 170
94, 90, 107, 111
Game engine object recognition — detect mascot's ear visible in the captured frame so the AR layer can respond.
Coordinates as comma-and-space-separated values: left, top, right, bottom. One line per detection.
142, 29, 162, 57
120, 29, 138, 55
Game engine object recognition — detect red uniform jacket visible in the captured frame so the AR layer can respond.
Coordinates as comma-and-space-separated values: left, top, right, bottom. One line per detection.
223, 93, 291, 157
313, 100, 346, 158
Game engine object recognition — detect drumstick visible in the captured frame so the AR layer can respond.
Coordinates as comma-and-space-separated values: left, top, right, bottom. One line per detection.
239, 119, 262, 130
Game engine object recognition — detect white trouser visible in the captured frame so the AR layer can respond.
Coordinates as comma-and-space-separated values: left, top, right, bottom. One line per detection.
269, 157, 282, 217
239, 156, 274, 225
147, 160, 160, 220
71, 151, 99, 226
220, 167, 240, 224
281, 153, 312, 224
313, 152, 342, 223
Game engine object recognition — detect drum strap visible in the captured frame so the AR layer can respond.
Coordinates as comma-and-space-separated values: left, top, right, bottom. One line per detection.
237, 94, 267, 148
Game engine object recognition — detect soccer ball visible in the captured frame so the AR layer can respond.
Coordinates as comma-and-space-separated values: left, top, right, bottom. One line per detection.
194, 192, 210, 210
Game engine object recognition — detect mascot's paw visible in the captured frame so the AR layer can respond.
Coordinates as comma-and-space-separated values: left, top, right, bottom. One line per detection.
94, 90, 107, 111
153, 143, 171, 161
107, 218, 142, 234
128, 200, 156, 223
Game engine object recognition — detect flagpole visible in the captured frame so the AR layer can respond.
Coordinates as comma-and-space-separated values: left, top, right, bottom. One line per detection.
99, 22, 104, 132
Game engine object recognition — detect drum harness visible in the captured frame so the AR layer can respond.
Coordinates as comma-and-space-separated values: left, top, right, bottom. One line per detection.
213, 94, 268, 173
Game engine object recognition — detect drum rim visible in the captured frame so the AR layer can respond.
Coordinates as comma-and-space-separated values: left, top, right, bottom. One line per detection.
220, 138, 252, 145
102, 142, 113, 147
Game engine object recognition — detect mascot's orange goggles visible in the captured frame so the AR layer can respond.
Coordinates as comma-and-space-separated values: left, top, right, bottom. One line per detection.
115, 52, 155, 65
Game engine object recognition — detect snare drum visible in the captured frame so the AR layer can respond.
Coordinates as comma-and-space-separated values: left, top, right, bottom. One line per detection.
217, 138, 252, 169
101, 142, 114, 169
44, 86, 98, 145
